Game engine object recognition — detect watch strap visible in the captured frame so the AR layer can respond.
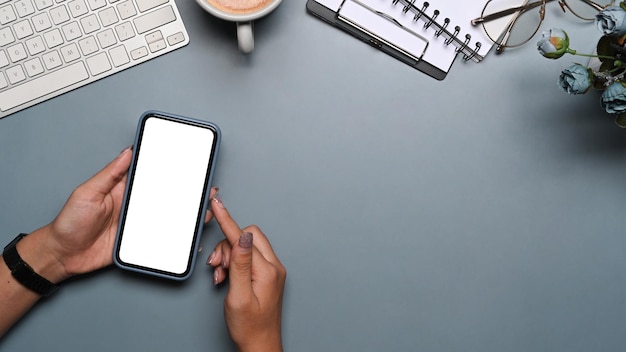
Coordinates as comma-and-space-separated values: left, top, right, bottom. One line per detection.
3, 233, 59, 297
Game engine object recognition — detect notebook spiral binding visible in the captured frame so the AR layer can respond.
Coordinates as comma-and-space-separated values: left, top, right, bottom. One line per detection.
391, 0, 484, 62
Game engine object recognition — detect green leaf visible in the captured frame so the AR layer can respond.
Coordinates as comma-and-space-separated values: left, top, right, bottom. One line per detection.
615, 113, 626, 128
597, 35, 619, 60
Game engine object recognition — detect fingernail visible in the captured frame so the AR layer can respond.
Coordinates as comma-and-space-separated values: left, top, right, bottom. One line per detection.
213, 269, 219, 285
207, 251, 215, 265
118, 145, 133, 156
198, 244, 203, 253
239, 232, 253, 249
208, 187, 219, 202
212, 195, 225, 208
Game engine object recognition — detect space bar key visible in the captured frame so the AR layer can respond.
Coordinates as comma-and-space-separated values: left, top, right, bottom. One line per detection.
0, 62, 89, 112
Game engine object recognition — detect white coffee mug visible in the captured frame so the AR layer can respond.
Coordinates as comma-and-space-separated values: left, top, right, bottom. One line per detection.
195, 0, 283, 54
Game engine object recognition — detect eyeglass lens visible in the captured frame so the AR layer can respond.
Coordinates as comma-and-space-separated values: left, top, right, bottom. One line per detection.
481, 0, 544, 49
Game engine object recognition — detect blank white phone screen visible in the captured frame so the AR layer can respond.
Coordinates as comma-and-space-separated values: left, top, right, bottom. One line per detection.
118, 116, 216, 275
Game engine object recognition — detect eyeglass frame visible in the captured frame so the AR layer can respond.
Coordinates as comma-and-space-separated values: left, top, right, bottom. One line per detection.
471, 0, 614, 53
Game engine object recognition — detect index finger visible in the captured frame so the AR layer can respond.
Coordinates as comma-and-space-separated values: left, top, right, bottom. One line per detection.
210, 196, 243, 245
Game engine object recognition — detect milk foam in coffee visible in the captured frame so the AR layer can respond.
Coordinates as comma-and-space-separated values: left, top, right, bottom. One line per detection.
205, 0, 273, 14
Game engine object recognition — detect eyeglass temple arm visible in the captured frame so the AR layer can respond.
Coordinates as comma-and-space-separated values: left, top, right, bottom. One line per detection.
574, 0, 606, 11
494, 10, 521, 53
471, 0, 546, 25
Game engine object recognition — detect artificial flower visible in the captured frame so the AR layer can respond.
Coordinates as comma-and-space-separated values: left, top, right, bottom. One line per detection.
537, 28, 570, 59
595, 5, 626, 36
538, 2, 626, 126
558, 64, 592, 94
601, 82, 626, 114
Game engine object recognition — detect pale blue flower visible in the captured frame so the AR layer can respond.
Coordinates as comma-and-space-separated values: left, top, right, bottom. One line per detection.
558, 64, 591, 94
537, 28, 569, 59
595, 6, 626, 36
601, 82, 626, 114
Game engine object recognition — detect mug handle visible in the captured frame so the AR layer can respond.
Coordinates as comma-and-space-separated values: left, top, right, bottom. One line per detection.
236, 22, 254, 54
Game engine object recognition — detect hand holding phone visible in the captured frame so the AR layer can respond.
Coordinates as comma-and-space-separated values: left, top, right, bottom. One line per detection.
114, 111, 221, 280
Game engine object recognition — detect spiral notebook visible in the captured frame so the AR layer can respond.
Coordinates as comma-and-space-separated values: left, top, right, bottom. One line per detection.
306, 0, 522, 80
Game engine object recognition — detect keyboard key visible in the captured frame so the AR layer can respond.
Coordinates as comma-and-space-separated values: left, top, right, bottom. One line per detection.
6, 65, 26, 84
24, 57, 44, 76
116, 0, 135, 20
67, 0, 88, 17
0, 73, 7, 88
0, 5, 17, 25
79, 13, 99, 33
41, 50, 62, 69
49, 5, 70, 24
78, 35, 97, 55
0, 27, 15, 46
130, 46, 147, 60
43, 28, 64, 47
85, 51, 110, 75
114, 21, 134, 41
7, 43, 27, 62
144, 30, 161, 43
109, 44, 129, 67
133, 5, 175, 34
86, 0, 106, 10
166, 31, 184, 45
14, 0, 35, 17
98, 6, 117, 26
0, 50, 8, 67
13, 19, 34, 39
25, 35, 45, 55
0, 61, 89, 112
60, 42, 79, 61
135, 0, 168, 13
34, 0, 54, 10
61, 21, 81, 40
148, 39, 165, 52
32, 12, 52, 31
96, 28, 116, 48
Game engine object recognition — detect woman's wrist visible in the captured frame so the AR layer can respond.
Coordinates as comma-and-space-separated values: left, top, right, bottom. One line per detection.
15, 226, 70, 284
237, 331, 283, 352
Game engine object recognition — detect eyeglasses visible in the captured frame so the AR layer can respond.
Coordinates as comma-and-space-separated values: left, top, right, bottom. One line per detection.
471, 0, 615, 53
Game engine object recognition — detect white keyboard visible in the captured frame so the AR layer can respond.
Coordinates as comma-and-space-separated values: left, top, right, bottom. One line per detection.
0, 0, 189, 118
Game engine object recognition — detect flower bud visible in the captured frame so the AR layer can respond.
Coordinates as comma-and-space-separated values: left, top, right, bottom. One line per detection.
558, 64, 592, 94
596, 5, 626, 36
537, 28, 569, 59
601, 82, 626, 114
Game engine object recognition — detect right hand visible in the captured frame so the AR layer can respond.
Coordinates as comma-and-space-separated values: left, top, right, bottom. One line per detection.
207, 195, 286, 352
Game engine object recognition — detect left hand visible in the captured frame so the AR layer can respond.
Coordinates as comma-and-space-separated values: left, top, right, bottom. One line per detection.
30, 146, 134, 282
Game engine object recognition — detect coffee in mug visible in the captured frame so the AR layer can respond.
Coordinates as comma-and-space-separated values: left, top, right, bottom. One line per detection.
204, 0, 274, 15
195, 0, 283, 54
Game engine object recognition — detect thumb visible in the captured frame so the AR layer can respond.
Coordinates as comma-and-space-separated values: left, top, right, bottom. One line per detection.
85, 146, 132, 195
228, 232, 253, 300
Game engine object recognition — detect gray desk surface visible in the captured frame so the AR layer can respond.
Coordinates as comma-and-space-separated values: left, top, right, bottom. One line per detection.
1, 1, 625, 351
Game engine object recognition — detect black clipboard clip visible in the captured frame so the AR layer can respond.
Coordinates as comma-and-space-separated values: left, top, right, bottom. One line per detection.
337, 0, 429, 63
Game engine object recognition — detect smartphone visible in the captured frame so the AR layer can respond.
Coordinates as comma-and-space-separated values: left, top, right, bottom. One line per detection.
113, 111, 221, 280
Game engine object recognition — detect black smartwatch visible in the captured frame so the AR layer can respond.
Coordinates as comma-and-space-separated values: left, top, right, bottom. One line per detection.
3, 233, 59, 297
